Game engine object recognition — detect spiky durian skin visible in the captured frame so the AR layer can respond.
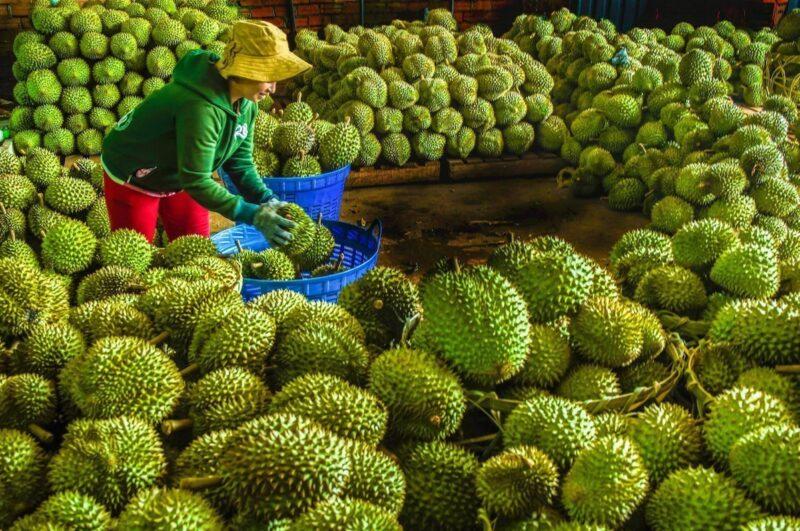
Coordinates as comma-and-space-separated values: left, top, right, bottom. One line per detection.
97, 228, 154, 273
419, 265, 530, 385
505, 250, 595, 323
710, 243, 780, 299
645, 467, 763, 531
368, 348, 465, 442
288, 499, 401, 531
570, 296, 643, 368
69, 298, 155, 344
185, 367, 270, 435
556, 364, 620, 401
60, 336, 183, 424
693, 342, 753, 394
194, 306, 276, 376
512, 322, 572, 388
40, 218, 97, 274
397, 441, 480, 531
0, 373, 57, 429
11, 490, 113, 531
0, 429, 47, 526
278, 300, 365, 342
272, 321, 370, 388
503, 395, 597, 470
344, 442, 406, 516
671, 219, 739, 270
724, 299, 800, 365
703, 386, 794, 464
735, 367, 800, 419
476, 445, 559, 520
634, 265, 708, 315
172, 430, 235, 514
269, 373, 387, 445
742, 517, 800, 531
247, 289, 307, 328
628, 403, 703, 485
220, 414, 351, 521
0, 258, 69, 338
593, 412, 630, 438
162, 234, 218, 267
338, 266, 422, 349
729, 424, 800, 514
561, 436, 649, 528
47, 417, 166, 513
116, 488, 225, 530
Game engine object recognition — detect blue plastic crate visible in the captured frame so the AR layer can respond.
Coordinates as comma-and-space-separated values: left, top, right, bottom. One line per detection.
211, 219, 382, 302
217, 165, 350, 221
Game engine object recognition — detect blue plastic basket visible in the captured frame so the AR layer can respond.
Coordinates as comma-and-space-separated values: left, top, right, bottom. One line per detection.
211, 219, 382, 302
217, 165, 351, 221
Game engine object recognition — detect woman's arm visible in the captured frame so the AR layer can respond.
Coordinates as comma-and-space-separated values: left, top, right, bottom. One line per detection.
222, 105, 274, 204
176, 103, 260, 224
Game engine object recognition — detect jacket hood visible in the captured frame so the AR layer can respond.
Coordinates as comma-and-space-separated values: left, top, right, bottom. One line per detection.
171, 50, 237, 117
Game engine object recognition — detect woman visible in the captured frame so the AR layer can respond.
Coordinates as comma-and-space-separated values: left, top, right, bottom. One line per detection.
101, 20, 310, 246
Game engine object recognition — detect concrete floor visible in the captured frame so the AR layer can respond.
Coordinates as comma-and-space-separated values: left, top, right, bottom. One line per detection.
338, 175, 649, 279
208, 174, 650, 279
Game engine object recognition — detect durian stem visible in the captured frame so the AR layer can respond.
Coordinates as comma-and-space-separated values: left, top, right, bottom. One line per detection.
161, 418, 193, 435
777, 364, 800, 374
179, 476, 223, 490
456, 433, 497, 445
477, 509, 494, 531
149, 331, 170, 345
36, 192, 45, 208
180, 364, 199, 378
28, 424, 54, 444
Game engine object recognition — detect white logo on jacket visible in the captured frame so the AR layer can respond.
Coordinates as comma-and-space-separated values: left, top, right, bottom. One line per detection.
234, 123, 248, 139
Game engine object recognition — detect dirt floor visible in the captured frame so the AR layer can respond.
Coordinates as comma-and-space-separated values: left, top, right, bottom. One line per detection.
213, 174, 650, 279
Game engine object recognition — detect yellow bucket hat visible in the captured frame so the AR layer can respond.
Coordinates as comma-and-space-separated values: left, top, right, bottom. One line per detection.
216, 20, 311, 83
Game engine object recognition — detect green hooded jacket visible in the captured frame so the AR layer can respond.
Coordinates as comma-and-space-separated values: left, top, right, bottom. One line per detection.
101, 49, 271, 224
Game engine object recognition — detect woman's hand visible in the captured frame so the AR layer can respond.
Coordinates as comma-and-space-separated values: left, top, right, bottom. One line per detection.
253, 199, 296, 247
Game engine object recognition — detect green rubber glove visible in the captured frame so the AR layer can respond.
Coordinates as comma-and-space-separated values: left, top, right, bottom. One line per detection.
253, 200, 296, 247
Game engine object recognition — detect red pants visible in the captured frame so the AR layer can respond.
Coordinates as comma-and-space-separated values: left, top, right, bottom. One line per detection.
104, 174, 210, 243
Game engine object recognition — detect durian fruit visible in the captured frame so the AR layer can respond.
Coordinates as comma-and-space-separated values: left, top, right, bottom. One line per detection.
0, 429, 48, 527
0, 373, 58, 439
162, 234, 218, 267
338, 266, 422, 348
710, 243, 780, 298
116, 488, 225, 530
278, 300, 365, 341
397, 441, 480, 531
476, 445, 559, 519
97, 229, 154, 273
48, 416, 167, 513
556, 364, 620, 401
627, 403, 703, 484
269, 373, 387, 445
272, 321, 370, 388
343, 441, 406, 516
646, 467, 763, 531
43, 176, 96, 215
511, 321, 572, 388
70, 297, 155, 344
40, 218, 97, 274
287, 499, 401, 531
246, 289, 307, 329
720, 299, 800, 365
162, 367, 269, 437
729, 423, 800, 515
503, 394, 597, 469
368, 348, 465, 442
291, 215, 335, 272
10, 321, 85, 379
275, 203, 315, 258
570, 296, 644, 368
561, 436, 649, 528
703, 386, 794, 464
671, 218, 739, 270
693, 342, 754, 395
418, 264, 530, 385
172, 429, 235, 514
249, 249, 295, 280
59, 336, 183, 424
318, 117, 361, 171
742, 517, 800, 531
735, 367, 800, 420
634, 265, 708, 315
75, 265, 143, 305
9, 491, 112, 531
191, 413, 351, 521
187, 305, 275, 376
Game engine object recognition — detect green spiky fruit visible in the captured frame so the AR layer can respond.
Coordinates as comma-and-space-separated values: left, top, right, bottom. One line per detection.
288, 499, 400, 531
11, 490, 113, 530
146, 46, 176, 78
249, 249, 295, 280
561, 436, 649, 528
672, 219, 738, 269
0, 429, 47, 526
512, 322, 571, 388
48, 417, 166, 513
0, 373, 57, 432
343, 442, 406, 516
40, 219, 97, 274
97, 229, 154, 273
503, 394, 596, 469
11, 321, 84, 379
117, 488, 224, 530
397, 441, 480, 531
634, 265, 707, 315
651, 196, 694, 234
269, 373, 387, 445
710, 243, 780, 298
742, 517, 800, 531
369, 348, 465, 442
162, 234, 217, 267
476, 445, 559, 519
571, 296, 644, 368
0, 174, 36, 210
556, 364, 620, 401
60, 336, 182, 423
419, 265, 530, 385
